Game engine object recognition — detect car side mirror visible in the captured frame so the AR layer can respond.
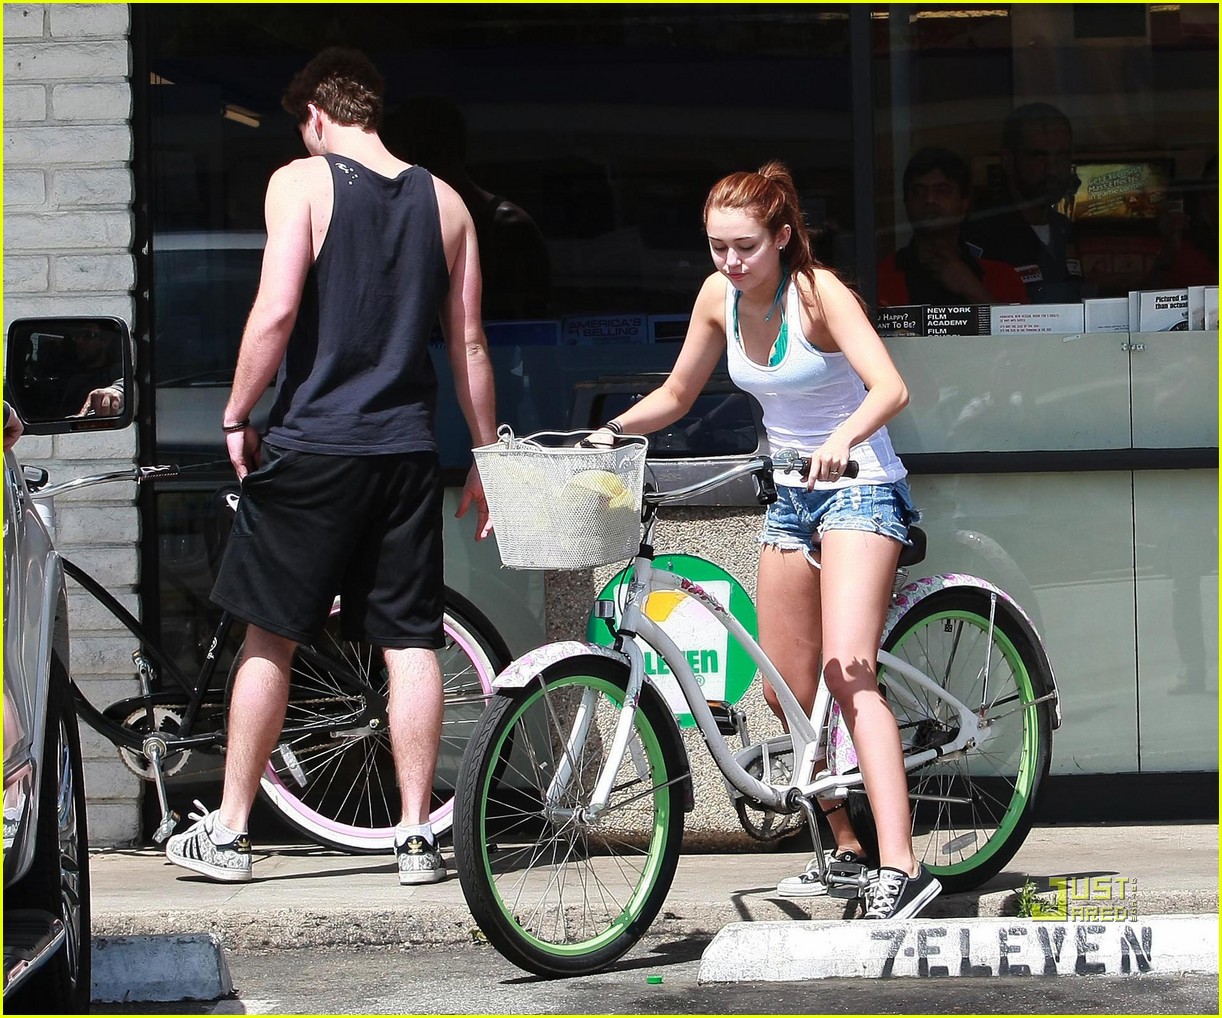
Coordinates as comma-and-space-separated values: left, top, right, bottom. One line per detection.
5, 316, 134, 435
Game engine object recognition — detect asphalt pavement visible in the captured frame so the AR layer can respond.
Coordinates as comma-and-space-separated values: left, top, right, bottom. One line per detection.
88, 821, 1218, 1001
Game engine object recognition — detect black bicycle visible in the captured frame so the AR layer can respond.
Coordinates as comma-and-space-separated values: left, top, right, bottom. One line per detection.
34, 463, 509, 852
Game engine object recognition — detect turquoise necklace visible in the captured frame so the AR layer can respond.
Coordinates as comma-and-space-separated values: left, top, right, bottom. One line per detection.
733, 270, 789, 367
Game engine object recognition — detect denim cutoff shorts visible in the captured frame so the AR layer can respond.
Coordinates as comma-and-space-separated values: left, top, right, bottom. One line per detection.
759, 478, 920, 562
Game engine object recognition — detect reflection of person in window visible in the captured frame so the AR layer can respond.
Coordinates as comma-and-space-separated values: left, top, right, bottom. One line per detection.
1145, 157, 1218, 290
3, 401, 23, 450
384, 96, 551, 320
964, 103, 1083, 303
878, 147, 1028, 307
60, 323, 124, 416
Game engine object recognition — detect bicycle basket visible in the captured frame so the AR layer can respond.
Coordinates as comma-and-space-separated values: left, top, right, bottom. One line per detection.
473, 426, 648, 570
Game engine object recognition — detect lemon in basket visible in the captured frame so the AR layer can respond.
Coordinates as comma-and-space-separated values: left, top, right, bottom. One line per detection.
565, 469, 635, 510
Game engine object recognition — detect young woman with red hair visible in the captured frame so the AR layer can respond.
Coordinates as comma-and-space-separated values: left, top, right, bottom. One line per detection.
589, 162, 940, 921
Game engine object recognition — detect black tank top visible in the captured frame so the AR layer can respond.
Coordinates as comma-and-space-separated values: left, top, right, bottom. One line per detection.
265, 156, 449, 455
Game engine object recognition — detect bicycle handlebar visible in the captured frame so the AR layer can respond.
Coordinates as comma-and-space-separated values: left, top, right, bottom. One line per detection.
33, 464, 180, 499
643, 449, 858, 508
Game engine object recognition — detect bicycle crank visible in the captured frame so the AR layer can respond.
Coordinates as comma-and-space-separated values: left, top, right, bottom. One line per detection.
118, 707, 190, 779
142, 732, 180, 843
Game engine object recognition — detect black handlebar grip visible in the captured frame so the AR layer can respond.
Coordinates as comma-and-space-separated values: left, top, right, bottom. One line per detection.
798, 458, 860, 481
753, 467, 778, 505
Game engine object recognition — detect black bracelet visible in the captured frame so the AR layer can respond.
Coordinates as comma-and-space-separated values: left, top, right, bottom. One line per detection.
221, 419, 250, 433
604, 420, 624, 435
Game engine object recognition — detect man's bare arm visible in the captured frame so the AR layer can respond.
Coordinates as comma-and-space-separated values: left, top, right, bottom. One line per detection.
224, 161, 317, 476
435, 180, 497, 538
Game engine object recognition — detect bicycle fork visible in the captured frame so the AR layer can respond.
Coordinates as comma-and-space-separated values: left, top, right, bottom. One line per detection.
543, 637, 653, 824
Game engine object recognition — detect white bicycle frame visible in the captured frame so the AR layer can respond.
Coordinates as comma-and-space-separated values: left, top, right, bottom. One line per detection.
568, 551, 990, 824
509, 444, 1056, 845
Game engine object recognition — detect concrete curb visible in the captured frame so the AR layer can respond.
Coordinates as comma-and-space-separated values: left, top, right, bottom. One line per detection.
91, 934, 233, 1003
94, 906, 489, 953
90, 891, 1222, 952
83, 824, 1220, 998
698, 914, 1220, 982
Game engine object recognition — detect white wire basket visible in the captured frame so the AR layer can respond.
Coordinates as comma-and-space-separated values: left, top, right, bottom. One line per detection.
473, 426, 649, 570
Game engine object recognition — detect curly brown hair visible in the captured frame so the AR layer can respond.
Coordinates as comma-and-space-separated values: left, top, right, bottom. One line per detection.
281, 47, 384, 129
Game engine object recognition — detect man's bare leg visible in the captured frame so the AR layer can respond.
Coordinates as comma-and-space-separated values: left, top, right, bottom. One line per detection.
165, 624, 295, 881
218, 626, 297, 832
385, 646, 446, 883
385, 646, 444, 825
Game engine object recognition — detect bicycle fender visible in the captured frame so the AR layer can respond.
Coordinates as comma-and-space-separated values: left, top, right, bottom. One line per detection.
492, 641, 630, 691
886, 573, 1061, 729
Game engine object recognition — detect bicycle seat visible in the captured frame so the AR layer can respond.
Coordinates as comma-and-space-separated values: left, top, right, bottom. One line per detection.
204, 484, 241, 578
899, 526, 926, 568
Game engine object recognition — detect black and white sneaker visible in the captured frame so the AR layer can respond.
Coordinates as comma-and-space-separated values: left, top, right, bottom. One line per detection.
164, 800, 252, 882
863, 864, 941, 920
396, 834, 446, 885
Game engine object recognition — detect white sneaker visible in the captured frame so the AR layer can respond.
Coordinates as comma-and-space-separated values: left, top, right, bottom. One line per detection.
165, 800, 252, 883
396, 834, 446, 885
776, 849, 875, 898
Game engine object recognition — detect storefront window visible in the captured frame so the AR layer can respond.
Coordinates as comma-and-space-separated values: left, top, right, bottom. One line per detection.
139, 4, 1217, 672
871, 4, 1217, 312
140, 3, 856, 667
143, 4, 857, 461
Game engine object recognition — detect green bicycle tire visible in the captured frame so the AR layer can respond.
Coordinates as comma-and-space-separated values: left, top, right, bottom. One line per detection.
453, 656, 687, 977
846, 588, 1054, 893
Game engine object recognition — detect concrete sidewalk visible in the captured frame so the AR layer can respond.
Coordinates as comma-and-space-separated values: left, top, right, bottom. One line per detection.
89, 821, 1218, 995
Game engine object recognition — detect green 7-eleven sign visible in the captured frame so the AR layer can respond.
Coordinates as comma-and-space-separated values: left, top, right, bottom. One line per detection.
586, 554, 758, 728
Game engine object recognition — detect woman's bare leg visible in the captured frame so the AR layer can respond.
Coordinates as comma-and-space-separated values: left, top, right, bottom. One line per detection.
757, 543, 865, 857
817, 529, 916, 876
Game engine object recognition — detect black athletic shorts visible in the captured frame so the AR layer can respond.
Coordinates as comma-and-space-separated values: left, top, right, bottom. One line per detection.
210, 442, 445, 649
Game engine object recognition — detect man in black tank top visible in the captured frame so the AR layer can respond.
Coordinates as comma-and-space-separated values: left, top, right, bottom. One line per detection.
166, 49, 498, 888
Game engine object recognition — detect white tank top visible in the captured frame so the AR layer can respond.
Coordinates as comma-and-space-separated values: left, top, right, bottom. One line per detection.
724, 279, 907, 489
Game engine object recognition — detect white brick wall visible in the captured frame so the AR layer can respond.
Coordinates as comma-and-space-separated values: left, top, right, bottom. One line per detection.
4, 3, 141, 846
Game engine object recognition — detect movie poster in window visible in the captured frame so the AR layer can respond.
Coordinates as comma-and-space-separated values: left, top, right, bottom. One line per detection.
1069, 162, 1173, 222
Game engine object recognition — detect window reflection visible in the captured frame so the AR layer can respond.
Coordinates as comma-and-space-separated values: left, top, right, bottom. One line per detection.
874, 4, 1218, 304
143, 4, 858, 676
147, 4, 857, 468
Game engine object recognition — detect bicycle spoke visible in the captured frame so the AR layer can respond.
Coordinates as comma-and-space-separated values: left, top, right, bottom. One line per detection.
256, 603, 500, 849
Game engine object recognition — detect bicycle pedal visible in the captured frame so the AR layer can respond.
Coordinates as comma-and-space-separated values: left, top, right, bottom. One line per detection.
706, 702, 736, 737
825, 859, 872, 900
706, 701, 747, 739
152, 809, 180, 844
276, 742, 308, 787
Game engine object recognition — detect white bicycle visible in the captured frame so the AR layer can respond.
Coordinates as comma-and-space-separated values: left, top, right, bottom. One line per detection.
454, 431, 1060, 977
